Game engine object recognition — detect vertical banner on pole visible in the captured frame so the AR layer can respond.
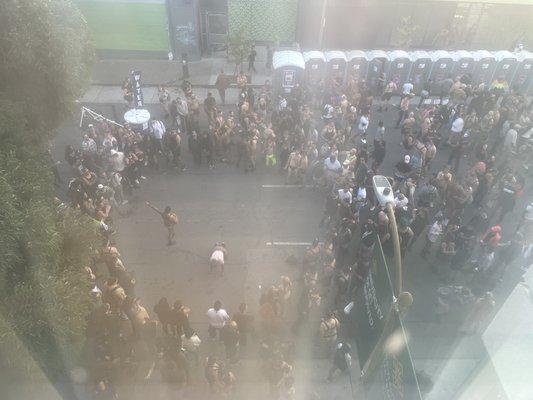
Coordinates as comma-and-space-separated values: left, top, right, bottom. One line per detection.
131, 70, 144, 108
352, 238, 395, 367
364, 308, 423, 400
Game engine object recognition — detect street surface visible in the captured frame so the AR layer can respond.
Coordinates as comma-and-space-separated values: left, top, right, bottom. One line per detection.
52, 87, 530, 399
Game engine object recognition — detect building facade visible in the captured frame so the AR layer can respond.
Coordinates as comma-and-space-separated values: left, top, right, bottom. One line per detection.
297, 0, 533, 51
76, 0, 533, 59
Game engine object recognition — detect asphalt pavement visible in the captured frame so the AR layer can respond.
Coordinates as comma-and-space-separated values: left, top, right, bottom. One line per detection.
52, 88, 531, 399
54, 102, 360, 400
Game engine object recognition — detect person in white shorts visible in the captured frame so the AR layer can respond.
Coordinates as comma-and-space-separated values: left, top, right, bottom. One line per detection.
210, 242, 227, 275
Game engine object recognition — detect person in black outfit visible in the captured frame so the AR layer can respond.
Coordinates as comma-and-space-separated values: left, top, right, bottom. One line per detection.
154, 297, 174, 335
334, 267, 351, 308
248, 45, 257, 73
188, 131, 201, 165
266, 45, 273, 70
247, 86, 255, 109
327, 342, 352, 382
372, 139, 386, 169
335, 221, 353, 270
200, 131, 215, 169
233, 303, 255, 347
394, 155, 412, 182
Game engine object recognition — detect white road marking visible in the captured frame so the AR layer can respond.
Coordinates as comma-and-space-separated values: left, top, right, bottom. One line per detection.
266, 241, 312, 246
262, 184, 314, 188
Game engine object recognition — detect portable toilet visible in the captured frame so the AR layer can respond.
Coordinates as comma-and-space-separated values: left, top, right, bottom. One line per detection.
272, 50, 306, 94
429, 50, 454, 93
472, 50, 497, 87
512, 51, 533, 94
451, 50, 475, 78
409, 50, 432, 93
492, 50, 518, 87
302, 51, 326, 86
366, 50, 390, 93
324, 51, 348, 83
345, 50, 369, 83
387, 50, 412, 90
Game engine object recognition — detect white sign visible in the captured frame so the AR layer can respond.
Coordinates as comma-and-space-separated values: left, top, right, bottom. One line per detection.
124, 108, 151, 125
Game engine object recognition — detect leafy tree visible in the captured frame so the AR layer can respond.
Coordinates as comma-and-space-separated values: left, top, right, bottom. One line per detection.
0, 99, 101, 395
226, 28, 252, 73
0, 0, 93, 133
0, 1, 99, 397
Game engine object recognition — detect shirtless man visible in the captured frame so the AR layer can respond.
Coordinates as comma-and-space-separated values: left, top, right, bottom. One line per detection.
146, 201, 178, 245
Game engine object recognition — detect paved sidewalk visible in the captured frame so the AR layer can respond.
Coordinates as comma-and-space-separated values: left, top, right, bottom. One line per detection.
80, 84, 244, 105
91, 49, 273, 87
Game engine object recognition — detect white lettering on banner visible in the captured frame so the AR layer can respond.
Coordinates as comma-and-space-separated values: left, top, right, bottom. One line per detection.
383, 357, 393, 398
283, 70, 295, 87
382, 355, 404, 399
131, 70, 144, 108
363, 273, 384, 328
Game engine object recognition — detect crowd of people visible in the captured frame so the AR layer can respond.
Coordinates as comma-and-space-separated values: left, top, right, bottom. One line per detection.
57, 57, 533, 399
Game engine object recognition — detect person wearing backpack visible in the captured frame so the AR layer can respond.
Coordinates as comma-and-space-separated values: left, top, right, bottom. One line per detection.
145, 201, 179, 245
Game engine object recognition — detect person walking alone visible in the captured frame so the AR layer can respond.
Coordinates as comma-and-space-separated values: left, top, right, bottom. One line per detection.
215, 69, 229, 105
145, 201, 179, 245
248, 45, 257, 73
266, 45, 273, 71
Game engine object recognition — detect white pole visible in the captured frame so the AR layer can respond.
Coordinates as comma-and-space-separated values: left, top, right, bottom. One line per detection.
79, 107, 86, 128
318, 0, 328, 49
80, 106, 124, 128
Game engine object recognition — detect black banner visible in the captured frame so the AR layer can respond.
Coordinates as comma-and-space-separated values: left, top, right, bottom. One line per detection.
352, 238, 394, 367
131, 70, 144, 108
365, 308, 422, 400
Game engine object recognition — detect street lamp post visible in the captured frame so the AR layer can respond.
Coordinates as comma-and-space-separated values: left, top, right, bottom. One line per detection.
360, 176, 413, 383
372, 175, 402, 296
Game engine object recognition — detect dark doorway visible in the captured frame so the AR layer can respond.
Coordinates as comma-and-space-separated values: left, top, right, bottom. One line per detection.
199, 0, 228, 56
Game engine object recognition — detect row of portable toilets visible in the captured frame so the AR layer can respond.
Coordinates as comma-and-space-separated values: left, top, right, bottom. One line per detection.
272, 49, 533, 96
